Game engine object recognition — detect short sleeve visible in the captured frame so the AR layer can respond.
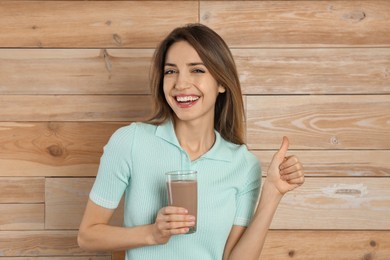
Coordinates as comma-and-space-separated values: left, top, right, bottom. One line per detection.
89, 123, 137, 209
233, 157, 261, 226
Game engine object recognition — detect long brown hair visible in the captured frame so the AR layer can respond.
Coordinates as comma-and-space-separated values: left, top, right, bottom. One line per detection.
147, 23, 245, 145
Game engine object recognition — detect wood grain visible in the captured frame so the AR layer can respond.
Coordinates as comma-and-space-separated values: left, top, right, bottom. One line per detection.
201, 1, 390, 47
0, 95, 152, 121
1, 1, 389, 259
2, 48, 389, 95
0, 49, 153, 94
0, 231, 110, 256
45, 178, 124, 229
246, 95, 390, 149
1, 230, 388, 259
233, 48, 390, 95
261, 230, 390, 259
0, 122, 126, 177
253, 150, 390, 177
270, 177, 390, 230
0, 1, 198, 48
0, 177, 44, 203
0, 204, 44, 230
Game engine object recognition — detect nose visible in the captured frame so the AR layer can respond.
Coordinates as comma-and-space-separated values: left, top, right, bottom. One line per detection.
174, 72, 191, 90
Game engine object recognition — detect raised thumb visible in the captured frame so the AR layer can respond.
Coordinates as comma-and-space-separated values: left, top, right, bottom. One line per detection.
275, 136, 289, 161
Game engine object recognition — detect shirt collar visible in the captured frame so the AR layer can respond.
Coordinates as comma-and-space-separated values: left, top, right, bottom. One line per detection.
155, 119, 233, 162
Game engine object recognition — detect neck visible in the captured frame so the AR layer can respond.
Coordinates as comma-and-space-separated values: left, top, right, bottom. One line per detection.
173, 117, 216, 161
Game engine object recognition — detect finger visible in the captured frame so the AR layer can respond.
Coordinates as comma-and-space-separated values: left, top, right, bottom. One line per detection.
280, 170, 304, 181
286, 175, 305, 185
170, 227, 191, 235
157, 219, 195, 234
274, 136, 289, 163
164, 214, 196, 222
157, 214, 195, 226
161, 206, 188, 215
156, 207, 189, 225
279, 156, 300, 171
280, 162, 303, 176
166, 220, 196, 230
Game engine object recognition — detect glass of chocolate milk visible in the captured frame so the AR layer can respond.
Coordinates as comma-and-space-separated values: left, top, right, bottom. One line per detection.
165, 170, 197, 234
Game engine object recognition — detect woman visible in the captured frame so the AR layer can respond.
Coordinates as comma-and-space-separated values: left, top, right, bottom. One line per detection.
78, 23, 304, 260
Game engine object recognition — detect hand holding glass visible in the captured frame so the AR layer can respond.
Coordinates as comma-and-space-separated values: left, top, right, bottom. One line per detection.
166, 170, 198, 234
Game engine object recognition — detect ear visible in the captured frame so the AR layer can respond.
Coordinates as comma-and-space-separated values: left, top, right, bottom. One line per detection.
218, 84, 226, 93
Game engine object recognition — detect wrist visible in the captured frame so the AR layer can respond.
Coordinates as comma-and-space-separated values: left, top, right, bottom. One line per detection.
262, 181, 284, 200
144, 225, 158, 246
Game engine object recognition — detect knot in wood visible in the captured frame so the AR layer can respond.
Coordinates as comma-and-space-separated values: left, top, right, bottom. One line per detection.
102, 49, 112, 72
113, 33, 122, 46
343, 11, 366, 22
47, 144, 64, 157
330, 136, 339, 145
288, 250, 295, 257
202, 12, 210, 21
384, 68, 389, 78
370, 240, 376, 247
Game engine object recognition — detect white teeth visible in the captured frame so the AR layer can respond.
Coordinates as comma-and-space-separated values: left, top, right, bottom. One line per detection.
176, 96, 199, 102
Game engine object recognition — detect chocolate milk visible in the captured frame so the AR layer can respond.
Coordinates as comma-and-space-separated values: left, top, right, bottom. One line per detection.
167, 180, 197, 233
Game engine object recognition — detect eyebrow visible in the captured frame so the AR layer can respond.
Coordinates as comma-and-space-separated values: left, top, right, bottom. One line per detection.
164, 62, 205, 67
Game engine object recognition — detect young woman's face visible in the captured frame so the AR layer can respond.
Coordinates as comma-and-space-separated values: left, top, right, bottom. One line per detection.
163, 41, 225, 124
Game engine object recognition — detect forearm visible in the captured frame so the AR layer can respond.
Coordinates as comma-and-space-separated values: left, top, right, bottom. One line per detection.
228, 182, 283, 260
78, 223, 155, 252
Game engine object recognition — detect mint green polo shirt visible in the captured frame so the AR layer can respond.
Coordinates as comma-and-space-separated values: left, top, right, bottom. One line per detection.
90, 120, 261, 260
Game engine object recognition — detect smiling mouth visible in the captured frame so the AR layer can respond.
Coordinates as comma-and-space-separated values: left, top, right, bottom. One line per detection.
175, 95, 200, 103
173, 95, 200, 108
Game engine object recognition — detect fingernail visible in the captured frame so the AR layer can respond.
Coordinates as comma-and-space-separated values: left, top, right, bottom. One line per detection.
189, 216, 195, 220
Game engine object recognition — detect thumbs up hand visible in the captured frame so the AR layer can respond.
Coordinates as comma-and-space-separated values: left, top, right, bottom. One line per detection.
265, 136, 305, 195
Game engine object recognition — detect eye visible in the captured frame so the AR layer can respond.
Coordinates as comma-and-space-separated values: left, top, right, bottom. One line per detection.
192, 68, 205, 73
164, 69, 176, 75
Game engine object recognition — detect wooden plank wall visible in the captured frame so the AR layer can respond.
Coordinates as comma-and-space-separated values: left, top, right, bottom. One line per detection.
0, 1, 389, 259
